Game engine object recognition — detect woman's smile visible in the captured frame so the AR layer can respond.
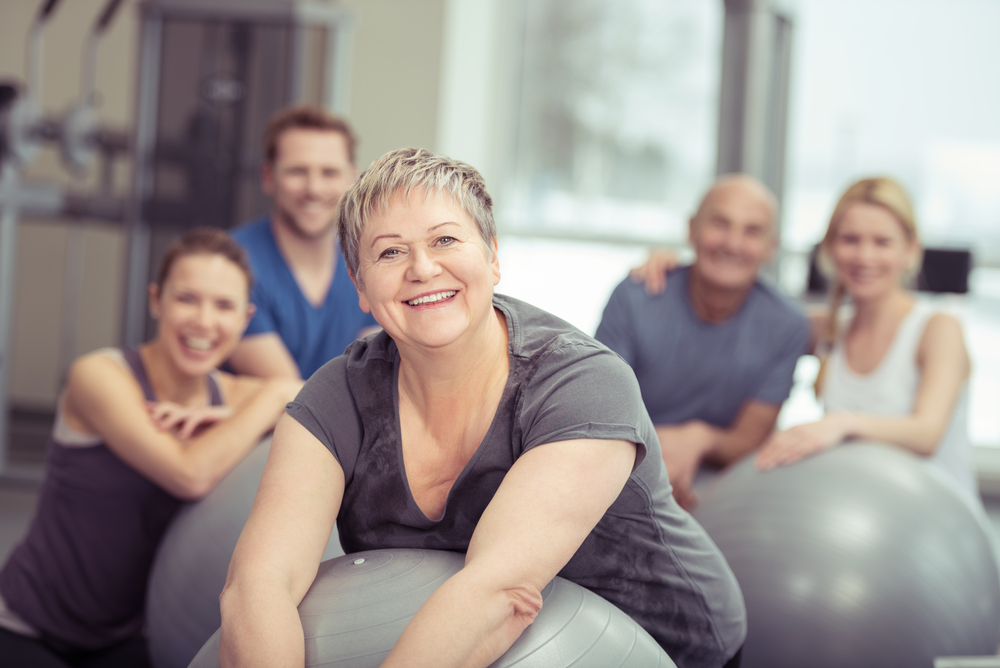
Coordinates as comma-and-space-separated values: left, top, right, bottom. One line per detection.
356, 188, 500, 352
405, 290, 458, 307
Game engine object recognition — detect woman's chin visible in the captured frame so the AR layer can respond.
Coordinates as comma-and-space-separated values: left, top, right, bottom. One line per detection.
173, 345, 227, 376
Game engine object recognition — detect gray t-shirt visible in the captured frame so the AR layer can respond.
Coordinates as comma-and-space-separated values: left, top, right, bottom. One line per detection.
287, 294, 746, 668
595, 267, 810, 427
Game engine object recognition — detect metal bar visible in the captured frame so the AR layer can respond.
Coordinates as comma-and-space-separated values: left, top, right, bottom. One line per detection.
27, 0, 64, 97
58, 227, 85, 391
323, 14, 354, 113
0, 165, 21, 474
288, 22, 307, 103
82, 0, 127, 105
122, 11, 163, 347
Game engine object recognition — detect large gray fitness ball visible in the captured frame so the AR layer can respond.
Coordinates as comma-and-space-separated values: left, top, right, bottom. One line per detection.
188, 548, 674, 667
693, 441, 1000, 668
146, 439, 345, 668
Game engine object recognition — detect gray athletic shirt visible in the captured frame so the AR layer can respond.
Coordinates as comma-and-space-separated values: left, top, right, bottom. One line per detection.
287, 294, 746, 668
596, 267, 810, 427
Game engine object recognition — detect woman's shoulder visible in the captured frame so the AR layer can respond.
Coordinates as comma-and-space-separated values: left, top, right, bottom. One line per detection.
494, 295, 639, 398
68, 348, 132, 386
917, 307, 967, 358
494, 293, 611, 361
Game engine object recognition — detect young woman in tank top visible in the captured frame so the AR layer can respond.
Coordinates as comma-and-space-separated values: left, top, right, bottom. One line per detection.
0, 228, 302, 667
755, 177, 978, 506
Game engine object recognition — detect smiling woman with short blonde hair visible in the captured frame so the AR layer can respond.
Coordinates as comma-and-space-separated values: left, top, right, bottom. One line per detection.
220, 149, 748, 668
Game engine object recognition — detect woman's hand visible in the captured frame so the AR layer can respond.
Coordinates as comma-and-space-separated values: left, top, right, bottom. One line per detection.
628, 248, 680, 295
755, 413, 855, 470
147, 402, 235, 440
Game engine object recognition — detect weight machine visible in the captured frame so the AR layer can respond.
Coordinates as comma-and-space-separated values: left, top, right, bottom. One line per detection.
0, 0, 354, 478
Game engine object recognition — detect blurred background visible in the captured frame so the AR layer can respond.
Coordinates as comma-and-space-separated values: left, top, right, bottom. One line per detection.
0, 0, 998, 480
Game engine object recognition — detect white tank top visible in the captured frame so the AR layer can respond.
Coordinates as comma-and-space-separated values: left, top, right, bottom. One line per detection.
824, 300, 980, 510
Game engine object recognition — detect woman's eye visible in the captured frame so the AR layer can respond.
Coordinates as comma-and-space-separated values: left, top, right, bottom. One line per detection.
436, 236, 456, 246
177, 293, 198, 304
379, 248, 400, 259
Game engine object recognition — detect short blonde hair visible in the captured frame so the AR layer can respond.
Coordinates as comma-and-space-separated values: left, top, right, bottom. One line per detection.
337, 148, 496, 282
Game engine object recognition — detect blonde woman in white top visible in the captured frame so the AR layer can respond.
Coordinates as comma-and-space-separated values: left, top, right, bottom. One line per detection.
756, 177, 978, 505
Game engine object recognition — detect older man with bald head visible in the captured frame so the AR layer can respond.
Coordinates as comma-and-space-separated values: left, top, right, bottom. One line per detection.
595, 174, 809, 510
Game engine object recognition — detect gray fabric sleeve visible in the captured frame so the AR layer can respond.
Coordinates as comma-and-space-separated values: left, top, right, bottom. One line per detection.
284, 356, 363, 483
593, 279, 639, 368
518, 341, 650, 469
753, 311, 811, 405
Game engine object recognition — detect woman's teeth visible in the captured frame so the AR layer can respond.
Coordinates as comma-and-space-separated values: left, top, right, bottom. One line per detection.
183, 336, 213, 351
407, 291, 456, 306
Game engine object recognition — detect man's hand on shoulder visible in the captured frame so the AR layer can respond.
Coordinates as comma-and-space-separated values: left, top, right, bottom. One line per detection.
628, 248, 680, 296
655, 421, 715, 511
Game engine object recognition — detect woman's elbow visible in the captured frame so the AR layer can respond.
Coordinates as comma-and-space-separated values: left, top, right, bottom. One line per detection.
503, 584, 544, 631
165, 468, 216, 500
907, 424, 946, 458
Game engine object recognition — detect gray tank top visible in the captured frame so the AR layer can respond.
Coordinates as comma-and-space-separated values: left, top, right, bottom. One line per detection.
0, 348, 223, 652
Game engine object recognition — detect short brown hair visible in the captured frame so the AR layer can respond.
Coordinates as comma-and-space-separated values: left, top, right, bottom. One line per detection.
157, 227, 254, 296
263, 105, 357, 165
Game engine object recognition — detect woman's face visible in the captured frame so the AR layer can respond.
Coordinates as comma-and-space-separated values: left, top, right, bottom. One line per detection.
829, 202, 918, 302
150, 253, 253, 377
354, 188, 500, 352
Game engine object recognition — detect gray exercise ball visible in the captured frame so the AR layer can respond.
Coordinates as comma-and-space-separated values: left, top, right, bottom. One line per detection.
693, 441, 1000, 668
188, 548, 674, 667
147, 438, 345, 668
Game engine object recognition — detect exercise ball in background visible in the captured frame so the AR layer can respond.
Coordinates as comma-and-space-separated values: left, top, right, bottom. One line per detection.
693, 441, 1000, 668
146, 439, 345, 668
189, 548, 675, 668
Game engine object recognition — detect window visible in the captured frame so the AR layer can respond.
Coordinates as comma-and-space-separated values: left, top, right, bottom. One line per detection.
503, 0, 722, 244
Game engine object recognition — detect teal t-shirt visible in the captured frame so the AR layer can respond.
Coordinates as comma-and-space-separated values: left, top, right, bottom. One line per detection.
232, 218, 378, 379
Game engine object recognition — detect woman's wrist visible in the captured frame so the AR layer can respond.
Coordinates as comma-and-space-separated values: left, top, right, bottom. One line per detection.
830, 411, 858, 442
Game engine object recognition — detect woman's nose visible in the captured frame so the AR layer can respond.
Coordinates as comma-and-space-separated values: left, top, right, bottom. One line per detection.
406, 247, 441, 282
195, 303, 215, 327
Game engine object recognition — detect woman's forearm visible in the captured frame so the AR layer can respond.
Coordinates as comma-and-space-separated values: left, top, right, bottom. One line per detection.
840, 411, 944, 457
220, 579, 305, 668
381, 567, 541, 668
173, 380, 299, 498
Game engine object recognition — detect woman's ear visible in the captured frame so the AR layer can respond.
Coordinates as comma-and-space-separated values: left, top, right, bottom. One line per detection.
490, 238, 501, 286
148, 283, 161, 319
243, 303, 256, 330
348, 268, 371, 313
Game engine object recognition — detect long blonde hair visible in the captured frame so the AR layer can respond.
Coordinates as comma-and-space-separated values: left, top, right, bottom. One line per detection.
814, 177, 919, 396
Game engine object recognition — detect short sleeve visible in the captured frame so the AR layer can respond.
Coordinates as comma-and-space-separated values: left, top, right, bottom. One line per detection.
243, 281, 278, 336
752, 311, 811, 405
594, 280, 639, 368
285, 356, 363, 481
518, 341, 652, 469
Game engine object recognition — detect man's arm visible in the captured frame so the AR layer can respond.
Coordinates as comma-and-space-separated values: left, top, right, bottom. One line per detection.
701, 399, 782, 467
656, 400, 780, 510
227, 333, 302, 380
593, 280, 640, 368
